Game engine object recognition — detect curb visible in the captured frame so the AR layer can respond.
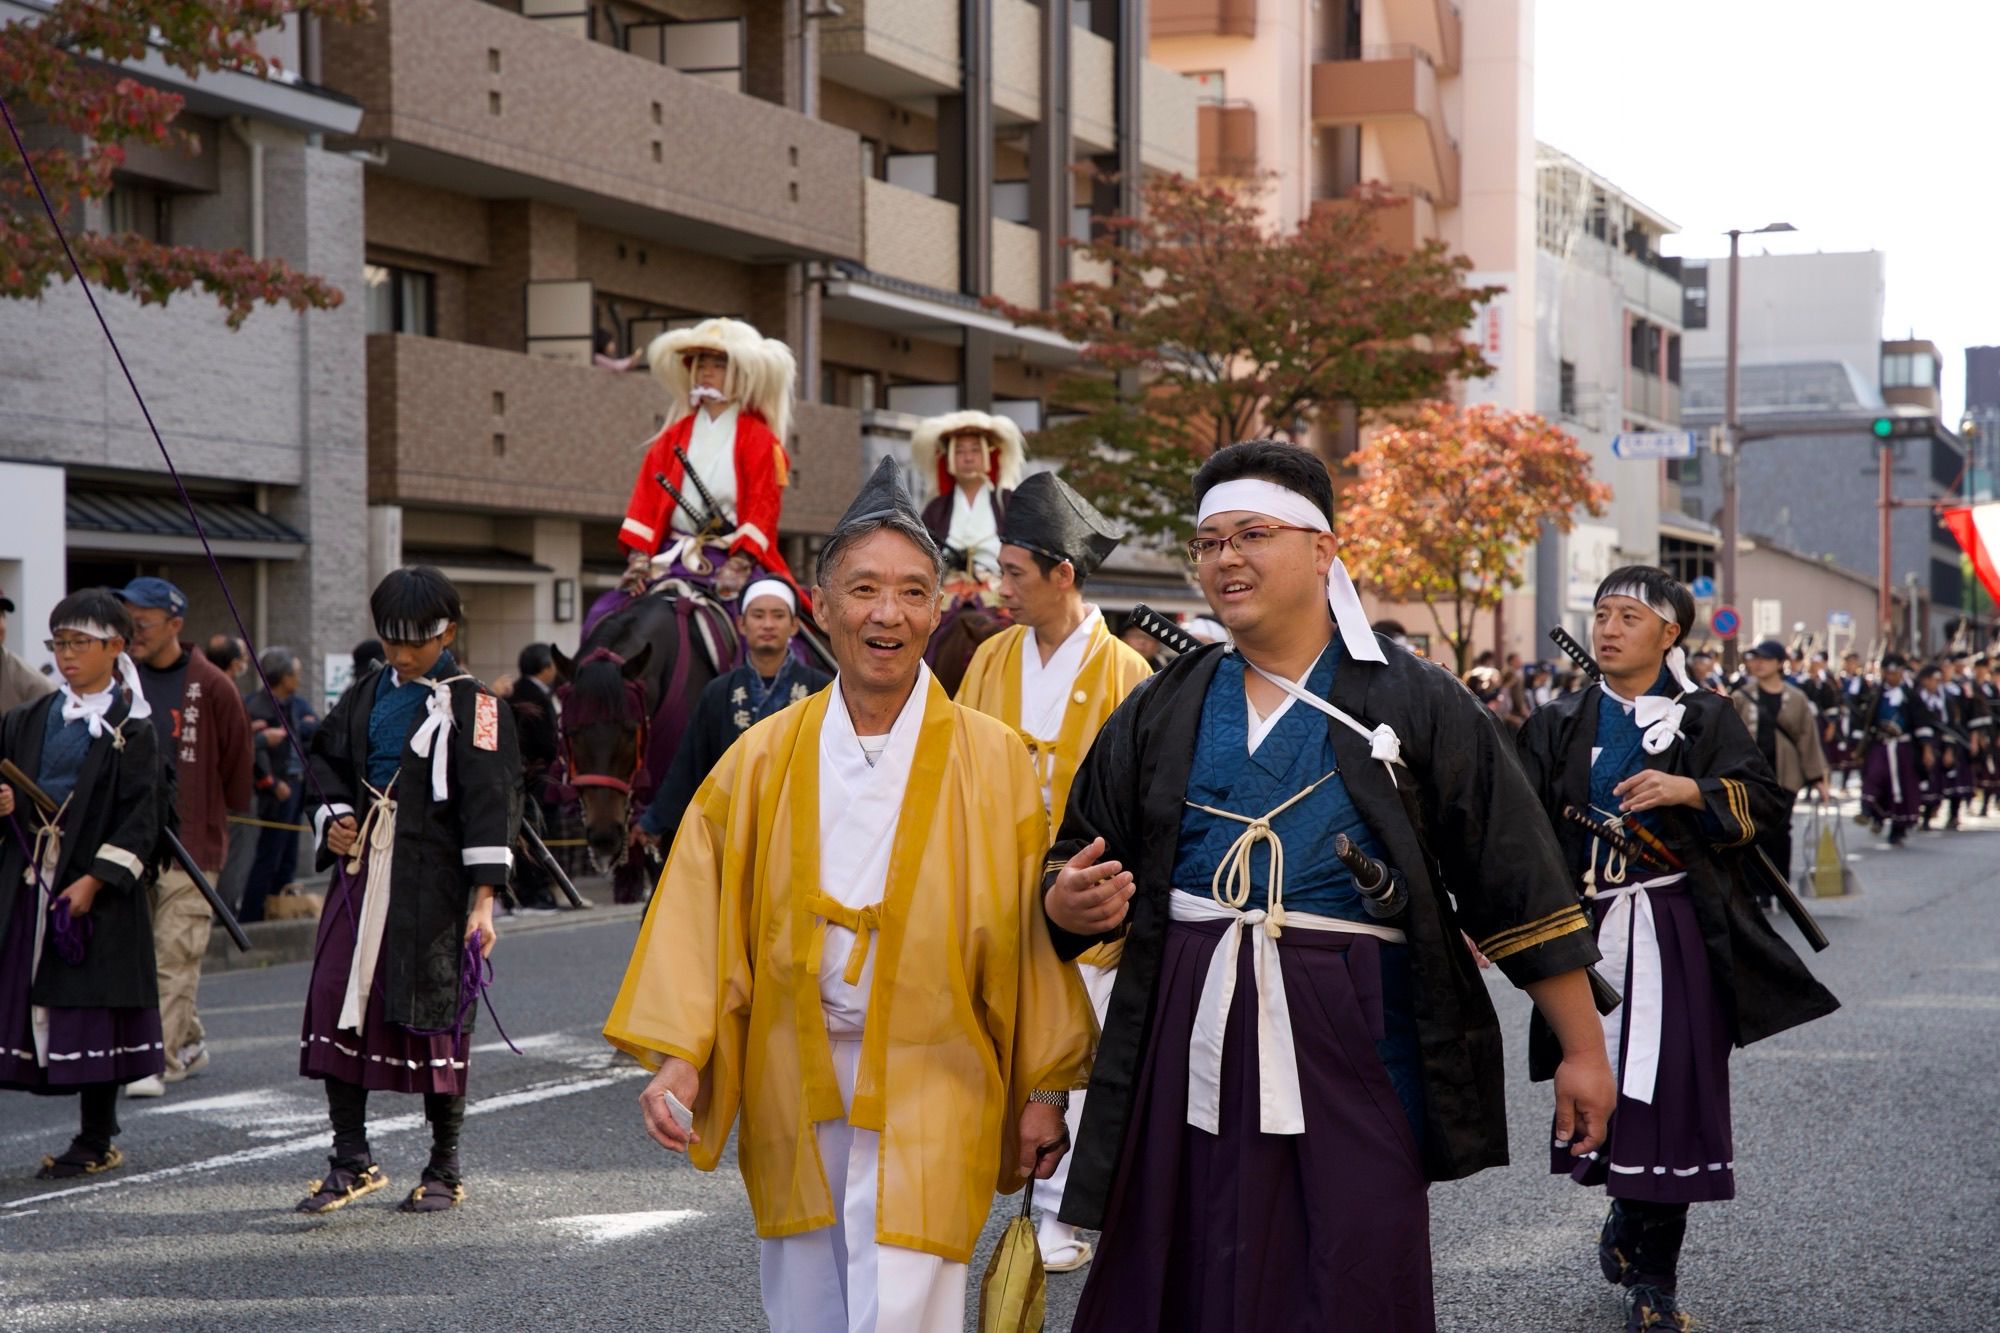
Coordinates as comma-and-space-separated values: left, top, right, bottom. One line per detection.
203, 897, 646, 975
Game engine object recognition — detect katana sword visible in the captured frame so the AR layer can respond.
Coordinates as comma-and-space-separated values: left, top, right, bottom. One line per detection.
672, 444, 735, 533
519, 824, 587, 910
1129, 604, 1201, 657
1548, 626, 1604, 684
0, 757, 252, 953
1331, 833, 1407, 918
1561, 804, 1676, 875
1747, 845, 1832, 953
652, 470, 713, 533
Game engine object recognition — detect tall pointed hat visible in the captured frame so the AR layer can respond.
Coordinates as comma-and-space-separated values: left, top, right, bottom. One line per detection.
1001, 471, 1120, 578
837, 455, 936, 551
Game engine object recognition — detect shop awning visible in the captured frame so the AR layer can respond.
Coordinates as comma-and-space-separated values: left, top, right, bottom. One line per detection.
67, 492, 307, 561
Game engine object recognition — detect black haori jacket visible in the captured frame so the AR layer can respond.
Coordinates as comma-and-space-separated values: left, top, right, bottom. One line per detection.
1515, 683, 1839, 1080
0, 691, 165, 1009
1043, 638, 1603, 1226
309, 665, 522, 1033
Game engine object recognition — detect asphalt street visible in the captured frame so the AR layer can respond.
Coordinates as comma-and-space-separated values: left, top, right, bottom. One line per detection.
0, 792, 1994, 1332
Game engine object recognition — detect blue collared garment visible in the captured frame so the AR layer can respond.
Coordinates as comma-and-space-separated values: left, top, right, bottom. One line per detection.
1170, 642, 1423, 1138
366, 651, 457, 789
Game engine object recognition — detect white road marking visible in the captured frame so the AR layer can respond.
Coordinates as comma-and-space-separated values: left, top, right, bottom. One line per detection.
552, 1209, 705, 1244
1874, 994, 2000, 1011
1, 1067, 646, 1211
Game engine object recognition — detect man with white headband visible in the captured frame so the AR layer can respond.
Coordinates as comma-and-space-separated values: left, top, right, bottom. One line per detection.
636, 577, 831, 847
1041, 440, 1616, 1331
1517, 564, 1838, 1333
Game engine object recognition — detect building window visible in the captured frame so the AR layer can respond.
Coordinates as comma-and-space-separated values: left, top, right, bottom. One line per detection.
1559, 360, 1577, 418
106, 184, 170, 244
1681, 259, 1709, 330
1187, 71, 1226, 104
1883, 351, 1938, 389
364, 263, 435, 337
1667, 333, 1682, 385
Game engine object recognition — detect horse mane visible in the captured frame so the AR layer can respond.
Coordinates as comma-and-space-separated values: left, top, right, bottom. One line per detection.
564, 648, 639, 727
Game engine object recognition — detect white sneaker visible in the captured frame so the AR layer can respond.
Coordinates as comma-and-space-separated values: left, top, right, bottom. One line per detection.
124, 1075, 166, 1099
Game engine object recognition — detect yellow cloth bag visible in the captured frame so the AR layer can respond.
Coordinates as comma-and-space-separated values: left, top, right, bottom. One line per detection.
979, 1175, 1047, 1333
1811, 808, 1857, 898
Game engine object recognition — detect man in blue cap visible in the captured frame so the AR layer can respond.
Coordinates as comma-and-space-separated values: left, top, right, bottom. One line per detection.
116, 577, 253, 1097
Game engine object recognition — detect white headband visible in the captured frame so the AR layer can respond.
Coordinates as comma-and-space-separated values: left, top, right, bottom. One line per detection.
54, 619, 120, 641
741, 578, 797, 615
1194, 478, 1385, 664
1594, 581, 1698, 696
376, 619, 450, 644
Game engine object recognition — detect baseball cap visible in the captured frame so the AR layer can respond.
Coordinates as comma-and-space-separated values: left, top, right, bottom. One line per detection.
0, 588, 12, 615
1745, 639, 1787, 661
116, 577, 188, 617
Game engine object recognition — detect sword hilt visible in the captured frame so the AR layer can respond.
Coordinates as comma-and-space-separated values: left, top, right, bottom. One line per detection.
1548, 626, 1604, 683
1129, 604, 1201, 657
1333, 833, 1406, 919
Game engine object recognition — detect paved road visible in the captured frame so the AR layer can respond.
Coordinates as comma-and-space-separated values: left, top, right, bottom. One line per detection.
0, 795, 1994, 1331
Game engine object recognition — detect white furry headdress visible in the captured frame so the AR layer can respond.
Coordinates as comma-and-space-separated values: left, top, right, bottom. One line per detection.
647, 318, 796, 443
909, 410, 1027, 499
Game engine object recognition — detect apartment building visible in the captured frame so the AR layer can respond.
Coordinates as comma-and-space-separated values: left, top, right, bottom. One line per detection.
320, 0, 1199, 679
0, 9, 367, 698
1529, 144, 1684, 639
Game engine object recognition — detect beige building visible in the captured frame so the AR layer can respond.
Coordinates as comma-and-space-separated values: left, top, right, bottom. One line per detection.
321, 0, 1196, 680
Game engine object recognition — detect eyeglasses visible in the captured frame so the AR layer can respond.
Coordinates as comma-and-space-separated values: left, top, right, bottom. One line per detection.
1185, 524, 1321, 566
46, 636, 109, 654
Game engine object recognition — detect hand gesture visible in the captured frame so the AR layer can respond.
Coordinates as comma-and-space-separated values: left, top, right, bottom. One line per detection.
56, 876, 102, 918
464, 900, 496, 959
1044, 837, 1135, 937
641, 1056, 702, 1154
1612, 770, 1701, 814
325, 814, 360, 858
1551, 1049, 1616, 1157
1017, 1100, 1069, 1180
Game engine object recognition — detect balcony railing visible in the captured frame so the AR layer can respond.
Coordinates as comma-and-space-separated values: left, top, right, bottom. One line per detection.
1151, 0, 1255, 40
1198, 102, 1257, 178
1310, 52, 1459, 206
863, 179, 961, 293
1627, 369, 1683, 425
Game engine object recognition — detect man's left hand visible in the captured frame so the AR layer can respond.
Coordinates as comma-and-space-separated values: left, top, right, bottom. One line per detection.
715, 554, 755, 600
465, 893, 497, 959
1551, 1050, 1617, 1157
1017, 1101, 1069, 1180
1612, 770, 1702, 813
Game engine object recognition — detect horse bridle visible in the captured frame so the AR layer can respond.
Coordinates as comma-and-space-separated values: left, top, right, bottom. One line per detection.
559, 647, 651, 797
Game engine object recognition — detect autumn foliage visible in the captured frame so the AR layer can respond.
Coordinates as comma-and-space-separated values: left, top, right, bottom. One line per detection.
1341, 402, 1611, 672
988, 174, 1499, 538
0, 0, 370, 327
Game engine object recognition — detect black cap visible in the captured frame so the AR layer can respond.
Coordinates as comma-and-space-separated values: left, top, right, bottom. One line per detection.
1000, 471, 1120, 578
1881, 652, 1909, 669
838, 455, 928, 532
0, 588, 12, 615
1746, 639, 1788, 661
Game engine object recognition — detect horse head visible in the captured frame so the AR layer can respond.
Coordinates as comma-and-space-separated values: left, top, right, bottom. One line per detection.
553, 638, 655, 869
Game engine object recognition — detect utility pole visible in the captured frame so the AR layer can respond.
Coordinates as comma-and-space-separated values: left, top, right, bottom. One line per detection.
1717, 222, 1795, 674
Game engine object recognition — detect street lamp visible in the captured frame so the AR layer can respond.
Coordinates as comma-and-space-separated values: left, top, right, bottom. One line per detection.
1720, 220, 1798, 674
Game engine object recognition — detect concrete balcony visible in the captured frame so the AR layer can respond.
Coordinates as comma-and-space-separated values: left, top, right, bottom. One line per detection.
1379, 0, 1461, 73
321, 0, 861, 261
1310, 51, 1459, 206
1072, 28, 1116, 154
993, 0, 1042, 124
1619, 255, 1686, 331
1198, 102, 1257, 177
820, 0, 960, 100
1310, 189, 1436, 254
367, 333, 862, 532
1141, 62, 1200, 175
1151, 0, 1255, 40
1626, 369, 1682, 426
863, 178, 961, 293
993, 218, 1042, 310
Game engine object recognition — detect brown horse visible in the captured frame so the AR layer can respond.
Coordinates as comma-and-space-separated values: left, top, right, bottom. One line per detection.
926, 596, 1011, 696
552, 589, 737, 902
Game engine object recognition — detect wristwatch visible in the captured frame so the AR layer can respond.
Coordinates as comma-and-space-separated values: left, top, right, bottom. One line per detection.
1027, 1089, 1070, 1111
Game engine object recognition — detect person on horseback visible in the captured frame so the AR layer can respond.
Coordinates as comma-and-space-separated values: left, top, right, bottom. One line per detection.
912, 410, 1025, 598
617, 317, 799, 603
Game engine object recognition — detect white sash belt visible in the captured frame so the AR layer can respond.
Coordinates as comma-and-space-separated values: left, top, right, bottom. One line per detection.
1883, 736, 1903, 803
1592, 871, 1685, 1105
1170, 891, 1406, 1137
338, 790, 397, 1032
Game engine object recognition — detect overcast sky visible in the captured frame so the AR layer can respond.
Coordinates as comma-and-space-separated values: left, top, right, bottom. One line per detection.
1535, 0, 1996, 422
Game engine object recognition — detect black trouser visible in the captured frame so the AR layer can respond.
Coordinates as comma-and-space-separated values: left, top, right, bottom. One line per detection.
324, 1078, 467, 1185
76, 1083, 122, 1153
1608, 1198, 1690, 1288
1750, 788, 1799, 905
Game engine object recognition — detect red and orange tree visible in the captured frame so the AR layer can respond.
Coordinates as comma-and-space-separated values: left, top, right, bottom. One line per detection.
989, 174, 1498, 538
1341, 402, 1611, 673
0, 0, 369, 326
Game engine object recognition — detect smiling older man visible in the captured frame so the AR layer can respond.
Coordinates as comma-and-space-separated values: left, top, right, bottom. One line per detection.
605, 457, 1095, 1333
1041, 439, 1618, 1332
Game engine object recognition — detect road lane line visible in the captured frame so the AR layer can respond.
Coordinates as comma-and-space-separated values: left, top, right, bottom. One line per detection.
552, 1209, 705, 1243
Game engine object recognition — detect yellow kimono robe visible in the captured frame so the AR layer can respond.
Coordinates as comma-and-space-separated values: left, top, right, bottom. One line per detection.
603, 674, 1095, 1264
955, 618, 1154, 831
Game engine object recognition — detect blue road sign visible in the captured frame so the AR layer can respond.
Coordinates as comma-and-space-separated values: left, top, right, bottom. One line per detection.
1711, 605, 1740, 639
1611, 431, 1698, 461
1691, 576, 1717, 599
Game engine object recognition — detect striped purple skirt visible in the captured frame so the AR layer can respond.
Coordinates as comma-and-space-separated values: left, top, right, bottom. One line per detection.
0, 881, 162, 1091
1072, 918, 1434, 1333
1862, 739, 1923, 826
299, 859, 467, 1096
1554, 879, 1733, 1204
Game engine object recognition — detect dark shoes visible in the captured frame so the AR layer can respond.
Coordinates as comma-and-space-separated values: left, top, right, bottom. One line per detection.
36, 1141, 123, 1180
295, 1160, 389, 1213
1624, 1283, 1693, 1331
397, 1174, 466, 1213
1598, 1207, 1632, 1286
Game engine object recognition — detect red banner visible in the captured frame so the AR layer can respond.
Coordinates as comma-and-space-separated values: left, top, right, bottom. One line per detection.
1942, 503, 2000, 604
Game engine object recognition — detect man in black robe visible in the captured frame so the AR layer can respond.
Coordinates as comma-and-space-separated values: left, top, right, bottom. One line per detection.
1040, 440, 1617, 1331
635, 580, 831, 847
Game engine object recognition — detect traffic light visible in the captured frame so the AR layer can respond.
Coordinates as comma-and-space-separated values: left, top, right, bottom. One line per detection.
1871, 415, 1933, 440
